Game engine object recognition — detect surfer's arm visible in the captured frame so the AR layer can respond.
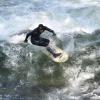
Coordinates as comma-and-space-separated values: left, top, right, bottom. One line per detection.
44, 26, 56, 36
24, 32, 32, 42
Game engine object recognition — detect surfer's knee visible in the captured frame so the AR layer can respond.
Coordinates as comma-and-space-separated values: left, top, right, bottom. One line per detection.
44, 39, 50, 47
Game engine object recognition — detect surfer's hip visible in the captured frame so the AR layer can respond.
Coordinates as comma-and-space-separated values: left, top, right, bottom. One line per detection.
31, 37, 50, 47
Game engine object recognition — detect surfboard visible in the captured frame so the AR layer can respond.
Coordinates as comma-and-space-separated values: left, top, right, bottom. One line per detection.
47, 46, 69, 63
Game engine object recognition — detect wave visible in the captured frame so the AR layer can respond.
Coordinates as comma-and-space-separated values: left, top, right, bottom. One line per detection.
0, 0, 100, 40
0, 0, 100, 99
0, 28, 100, 99
0, 44, 7, 67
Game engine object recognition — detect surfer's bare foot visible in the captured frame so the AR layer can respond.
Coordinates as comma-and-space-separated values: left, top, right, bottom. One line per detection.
53, 53, 61, 58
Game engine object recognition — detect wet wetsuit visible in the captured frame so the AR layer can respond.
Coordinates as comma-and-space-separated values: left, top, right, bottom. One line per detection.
24, 25, 55, 47
24, 24, 62, 57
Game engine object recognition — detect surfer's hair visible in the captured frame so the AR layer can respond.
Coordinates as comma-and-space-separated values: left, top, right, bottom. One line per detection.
38, 24, 43, 28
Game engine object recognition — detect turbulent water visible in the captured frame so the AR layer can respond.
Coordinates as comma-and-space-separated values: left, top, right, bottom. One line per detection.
1, 0, 100, 100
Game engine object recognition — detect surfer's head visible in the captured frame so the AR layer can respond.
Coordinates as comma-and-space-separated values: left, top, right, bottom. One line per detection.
38, 24, 43, 29
38, 24, 44, 32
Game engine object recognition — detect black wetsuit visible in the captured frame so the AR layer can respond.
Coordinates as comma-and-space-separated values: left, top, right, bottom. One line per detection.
24, 26, 54, 47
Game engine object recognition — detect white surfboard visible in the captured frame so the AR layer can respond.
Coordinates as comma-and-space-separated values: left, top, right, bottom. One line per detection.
48, 46, 69, 63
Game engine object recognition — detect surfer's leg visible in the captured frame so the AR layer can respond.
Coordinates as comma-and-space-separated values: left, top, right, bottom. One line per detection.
31, 37, 61, 57
46, 46, 61, 58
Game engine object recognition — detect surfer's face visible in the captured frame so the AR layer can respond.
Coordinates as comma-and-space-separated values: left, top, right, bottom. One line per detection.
39, 26, 44, 32
39, 26, 42, 30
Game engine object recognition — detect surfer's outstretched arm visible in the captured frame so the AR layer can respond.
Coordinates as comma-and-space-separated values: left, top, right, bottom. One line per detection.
44, 26, 56, 36
24, 32, 32, 42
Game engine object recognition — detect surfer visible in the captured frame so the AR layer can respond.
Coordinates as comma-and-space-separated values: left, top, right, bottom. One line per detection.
24, 24, 61, 58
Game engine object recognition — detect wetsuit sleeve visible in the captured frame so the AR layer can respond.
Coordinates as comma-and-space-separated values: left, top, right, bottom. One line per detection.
24, 32, 32, 42
44, 26, 56, 35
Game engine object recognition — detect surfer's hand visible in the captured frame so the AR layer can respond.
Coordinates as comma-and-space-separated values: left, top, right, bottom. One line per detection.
53, 32, 56, 36
24, 39, 27, 43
